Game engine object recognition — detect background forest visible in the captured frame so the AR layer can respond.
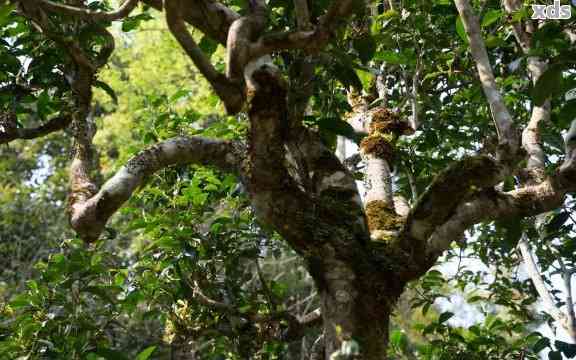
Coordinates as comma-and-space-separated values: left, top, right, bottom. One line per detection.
1, 0, 576, 359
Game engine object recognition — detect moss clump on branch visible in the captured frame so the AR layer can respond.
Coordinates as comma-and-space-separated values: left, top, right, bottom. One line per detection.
369, 107, 413, 136
360, 134, 395, 162
365, 200, 403, 233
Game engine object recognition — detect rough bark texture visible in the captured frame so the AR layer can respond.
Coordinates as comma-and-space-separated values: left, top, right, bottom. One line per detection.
10, 0, 576, 358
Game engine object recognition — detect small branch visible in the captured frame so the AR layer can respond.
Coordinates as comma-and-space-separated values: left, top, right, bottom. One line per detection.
298, 308, 322, 326
165, 0, 244, 114
0, 114, 72, 144
519, 237, 569, 330
36, 0, 139, 21
310, 334, 325, 360
192, 280, 231, 310
559, 258, 576, 341
69, 136, 242, 241
410, 60, 422, 131
425, 121, 576, 264
454, 0, 519, 162
255, 259, 278, 311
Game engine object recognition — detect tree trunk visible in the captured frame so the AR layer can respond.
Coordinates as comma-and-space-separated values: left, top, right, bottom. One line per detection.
309, 255, 400, 360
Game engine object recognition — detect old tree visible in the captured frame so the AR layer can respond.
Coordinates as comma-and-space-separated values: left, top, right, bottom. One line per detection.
2, 0, 576, 358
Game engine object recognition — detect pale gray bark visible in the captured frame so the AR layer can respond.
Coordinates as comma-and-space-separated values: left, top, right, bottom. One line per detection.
454, 0, 519, 160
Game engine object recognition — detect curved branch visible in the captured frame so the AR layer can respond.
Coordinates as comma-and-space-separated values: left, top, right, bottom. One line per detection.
225, 0, 267, 83
404, 155, 505, 244
0, 114, 72, 144
36, 0, 139, 21
69, 136, 242, 241
165, 0, 244, 114
248, 0, 357, 65
143, 0, 239, 45
423, 119, 576, 263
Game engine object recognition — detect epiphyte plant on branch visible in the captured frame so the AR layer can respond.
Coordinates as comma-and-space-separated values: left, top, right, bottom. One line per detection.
2, 0, 576, 358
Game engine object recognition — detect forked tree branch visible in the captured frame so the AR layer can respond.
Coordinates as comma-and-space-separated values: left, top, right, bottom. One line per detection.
144, 0, 239, 45
69, 136, 242, 241
247, 0, 357, 64
454, 0, 519, 163
35, 0, 139, 21
403, 155, 505, 245
165, 0, 244, 114
425, 117, 576, 260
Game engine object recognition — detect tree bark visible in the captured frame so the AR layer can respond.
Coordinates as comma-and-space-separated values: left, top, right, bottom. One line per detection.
315, 261, 396, 359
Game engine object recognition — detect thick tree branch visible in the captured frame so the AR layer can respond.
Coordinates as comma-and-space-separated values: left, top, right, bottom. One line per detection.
503, 1, 549, 178
226, 0, 267, 84
144, 0, 239, 45
248, 0, 357, 62
35, 0, 139, 21
454, 0, 519, 163
69, 136, 242, 241
426, 124, 576, 257
165, 0, 243, 114
404, 155, 505, 245
0, 114, 72, 144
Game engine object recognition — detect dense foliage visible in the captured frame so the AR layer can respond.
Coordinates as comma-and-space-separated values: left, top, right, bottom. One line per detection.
1, 0, 576, 359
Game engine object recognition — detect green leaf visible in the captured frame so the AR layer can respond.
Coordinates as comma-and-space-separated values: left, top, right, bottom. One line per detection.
545, 211, 570, 234
94, 80, 118, 105
532, 337, 550, 353
556, 340, 576, 358
481, 10, 503, 28
495, 218, 523, 250
36, 90, 53, 119
135, 346, 156, 360
0, 3, 16, 27
94, 348, 130, 360
121, 13, 153, 32
549, 350, 562, 360
199, 36, 218, 58
169, 89, 191, 103
389, 330, 408, 351
559, 100, 576, 128
332, 62, 363, 91
374, 50, 410, 65
456, 17, 468, 44
532, 64, 563, 106
353, 34, 376, 64
438, 312, 454, 324
318, 117, 363, 144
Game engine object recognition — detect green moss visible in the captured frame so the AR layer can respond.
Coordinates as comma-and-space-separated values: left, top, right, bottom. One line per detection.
360, 134, 395, 162
365, 200, 404, 232
369, 108, 413, 136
